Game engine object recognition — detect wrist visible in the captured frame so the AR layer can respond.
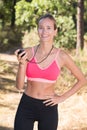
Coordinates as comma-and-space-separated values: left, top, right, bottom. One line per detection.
59, 95, 66, 102
19, 62, 25, 65
19, 62, 26, 67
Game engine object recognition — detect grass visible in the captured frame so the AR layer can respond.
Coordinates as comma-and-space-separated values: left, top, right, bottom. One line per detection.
0, 50, 87, 130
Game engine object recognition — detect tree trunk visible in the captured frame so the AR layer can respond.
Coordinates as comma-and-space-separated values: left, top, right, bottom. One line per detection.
76, 0, 84, 55
11, 0, 16, 27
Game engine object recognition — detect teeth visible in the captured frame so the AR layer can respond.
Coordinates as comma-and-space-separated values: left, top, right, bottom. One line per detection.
42, 36, 48, 37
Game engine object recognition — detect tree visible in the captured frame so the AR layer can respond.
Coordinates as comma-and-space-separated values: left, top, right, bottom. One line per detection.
11, 0, 17, 27
76, 0, 84, 55
15, 0, 76, 49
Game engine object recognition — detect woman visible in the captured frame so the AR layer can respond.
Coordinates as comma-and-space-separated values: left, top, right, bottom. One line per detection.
14, 14, 87, 130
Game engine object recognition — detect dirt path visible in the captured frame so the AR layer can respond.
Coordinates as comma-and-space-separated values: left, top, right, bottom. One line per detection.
0, 53, 17, 62
0, 53, 87, 130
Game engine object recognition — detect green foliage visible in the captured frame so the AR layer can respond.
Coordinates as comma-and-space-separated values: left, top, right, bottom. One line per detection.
15, 0, 77, 49
84, 33, 87, 42
15, 0, 33, 27
22, 29, 39, 48
0, 0, 12, 26
48, 0, 77, 16
15, 0, 49, 29
0, 27, 22, 53
84, 0, 87, 32
55, 16, 76, 49
0, 0, 87, 51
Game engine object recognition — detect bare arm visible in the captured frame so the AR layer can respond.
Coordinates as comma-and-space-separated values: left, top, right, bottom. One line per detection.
16, 63, 27, 90
15, 46, 37, 90
60, 50, 87, 100
43, 50, 87, 106
15, 49, 28, 90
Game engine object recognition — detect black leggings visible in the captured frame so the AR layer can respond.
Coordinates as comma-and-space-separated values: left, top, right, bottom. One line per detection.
14, 93, 58, 130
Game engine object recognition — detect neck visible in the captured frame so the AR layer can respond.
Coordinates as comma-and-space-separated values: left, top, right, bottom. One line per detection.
39, 43, 54, 54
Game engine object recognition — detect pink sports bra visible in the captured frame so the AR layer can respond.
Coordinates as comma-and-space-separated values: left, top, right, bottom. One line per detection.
26, 47, 61, 83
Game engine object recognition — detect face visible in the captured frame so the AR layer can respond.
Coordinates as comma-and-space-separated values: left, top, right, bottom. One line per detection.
38, 18, 57, 43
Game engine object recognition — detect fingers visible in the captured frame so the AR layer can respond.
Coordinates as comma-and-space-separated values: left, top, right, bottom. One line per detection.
43, 96, 57, 106
43, 95, 61, 106
14, 49, 27, 64
43, 98, 56, 106
18, 51, 26, 58
15, 49, 20, 56
15, 49, 25, 56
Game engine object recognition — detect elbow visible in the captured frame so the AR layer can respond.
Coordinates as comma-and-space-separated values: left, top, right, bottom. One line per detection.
84, 78, 87, 85
16, 86, 22, 91
81, 78, 87, 87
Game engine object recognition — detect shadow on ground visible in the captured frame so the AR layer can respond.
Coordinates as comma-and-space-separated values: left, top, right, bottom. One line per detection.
0, 77, 17, 93
0, 76, 26, 93
0, 126, 13, 130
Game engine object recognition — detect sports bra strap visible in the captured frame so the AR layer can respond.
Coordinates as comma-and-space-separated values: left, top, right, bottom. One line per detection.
55, 49, 60, 60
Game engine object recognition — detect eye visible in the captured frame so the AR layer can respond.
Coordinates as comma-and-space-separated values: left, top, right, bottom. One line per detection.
47, 27, 51, 29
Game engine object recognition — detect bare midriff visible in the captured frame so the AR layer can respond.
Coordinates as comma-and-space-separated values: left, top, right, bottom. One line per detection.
24, 80, 56, 99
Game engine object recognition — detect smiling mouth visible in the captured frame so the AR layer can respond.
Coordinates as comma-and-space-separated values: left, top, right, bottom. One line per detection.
42, 35, 49, 38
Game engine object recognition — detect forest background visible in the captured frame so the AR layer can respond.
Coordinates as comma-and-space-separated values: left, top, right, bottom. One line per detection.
0, 0, 87, 130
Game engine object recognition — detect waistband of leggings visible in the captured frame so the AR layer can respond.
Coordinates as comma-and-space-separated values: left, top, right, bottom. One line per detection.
22, 93, 58, 107
23, 92, 46, 102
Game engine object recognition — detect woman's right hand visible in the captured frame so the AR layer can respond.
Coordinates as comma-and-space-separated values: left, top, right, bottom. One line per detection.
15, 49, 28, 65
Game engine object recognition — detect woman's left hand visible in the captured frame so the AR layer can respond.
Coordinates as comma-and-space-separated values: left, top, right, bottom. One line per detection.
43, 94, 64, 106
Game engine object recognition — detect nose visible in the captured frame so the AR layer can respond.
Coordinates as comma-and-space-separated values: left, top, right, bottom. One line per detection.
42, 28, 48, 33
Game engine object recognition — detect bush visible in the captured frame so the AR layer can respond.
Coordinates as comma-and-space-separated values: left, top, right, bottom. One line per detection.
22, 28, 39, 48
0, 27, 23, 53
55, 16, 76, 50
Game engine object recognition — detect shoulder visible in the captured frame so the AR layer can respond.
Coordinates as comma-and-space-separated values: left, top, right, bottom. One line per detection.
59, 49, 70, 59
56, 48, 74, 68
59, 49, 77, 71
54, 47, 68, 59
